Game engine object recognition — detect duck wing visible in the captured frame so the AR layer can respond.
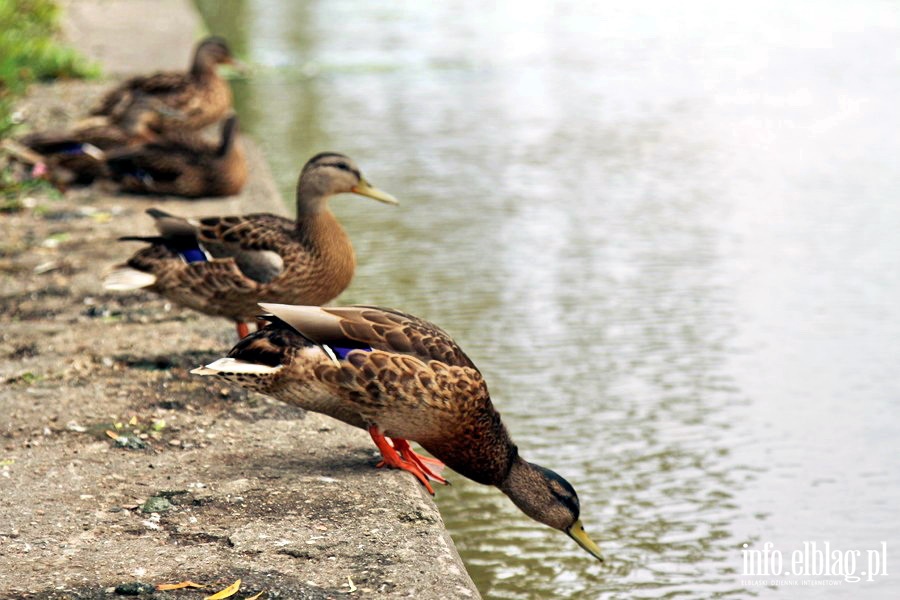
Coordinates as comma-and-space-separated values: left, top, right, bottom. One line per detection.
258, 304, 477, 369
91, 72, 190, 117
193, 214, 291, 284
21, 125, 131, 154
106, 144, 188, 183
121, 209, 288, 285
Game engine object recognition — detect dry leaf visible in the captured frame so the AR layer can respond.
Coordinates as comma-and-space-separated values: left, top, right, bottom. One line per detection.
204, 579, 241, 600
245, 592, 266, 600
156, 581, 206, 591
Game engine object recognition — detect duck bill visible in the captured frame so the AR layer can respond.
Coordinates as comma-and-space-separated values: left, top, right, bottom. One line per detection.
351, 178, 399, 205
566, 520, 605, 562
220, 58, 250, 77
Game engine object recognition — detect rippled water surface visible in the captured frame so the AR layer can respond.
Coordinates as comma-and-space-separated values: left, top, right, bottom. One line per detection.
197, 1, 900, 597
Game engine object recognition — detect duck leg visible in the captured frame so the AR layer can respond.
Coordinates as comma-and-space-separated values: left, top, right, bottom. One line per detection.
367, 426, 435, 494
236, 321, 250, 338
390, 438, 448, 485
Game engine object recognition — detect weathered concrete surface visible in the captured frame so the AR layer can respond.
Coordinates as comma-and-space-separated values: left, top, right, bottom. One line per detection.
60, 0, 206, 76
0, 1, 480, 598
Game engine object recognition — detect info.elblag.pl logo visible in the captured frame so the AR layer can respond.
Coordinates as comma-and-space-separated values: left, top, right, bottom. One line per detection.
741, 541, 888, 587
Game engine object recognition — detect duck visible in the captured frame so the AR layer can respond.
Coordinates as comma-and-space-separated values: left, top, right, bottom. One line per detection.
89, 36, 238, 134
104, 115, 247, 198
191, 303, 604, 562
104, 152, 398, 338
17, 110, 158, 185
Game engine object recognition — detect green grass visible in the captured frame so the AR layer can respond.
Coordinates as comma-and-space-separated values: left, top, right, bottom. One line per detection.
0, 166, 59, 211
0, 0, 100, 139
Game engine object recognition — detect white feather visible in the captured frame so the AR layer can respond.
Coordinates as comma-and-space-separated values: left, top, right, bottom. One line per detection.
258, 303, 341, 341
190, 357, 283, 376
81, 143, 105, 161
104, 267, 157, 290
321, 343, 340, 366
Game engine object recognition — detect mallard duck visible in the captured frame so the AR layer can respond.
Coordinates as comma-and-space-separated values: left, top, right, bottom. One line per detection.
104, 115, 247, 197
90, 36, 238, 134
104, 152, 398, 338
17, 110, 158, 185
191, 303, 604, 561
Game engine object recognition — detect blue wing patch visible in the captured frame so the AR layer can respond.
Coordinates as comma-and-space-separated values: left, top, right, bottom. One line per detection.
326, 342, 373, 360
179, 247, 209, 263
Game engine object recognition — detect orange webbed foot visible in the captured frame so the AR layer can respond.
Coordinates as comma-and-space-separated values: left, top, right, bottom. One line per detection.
390, 437, 448, 485
368, 427, 440, 494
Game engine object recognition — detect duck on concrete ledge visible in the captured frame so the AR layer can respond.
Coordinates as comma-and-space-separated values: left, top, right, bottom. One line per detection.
192, 303, 605, 562
104, 152, 398, 339
89, 36, 239, 134
15, 110, 159, 186
104, 114, 247, 197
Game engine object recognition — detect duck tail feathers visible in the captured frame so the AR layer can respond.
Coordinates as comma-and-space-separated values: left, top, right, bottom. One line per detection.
103, 266, 157, 290
191, 357, 283, 376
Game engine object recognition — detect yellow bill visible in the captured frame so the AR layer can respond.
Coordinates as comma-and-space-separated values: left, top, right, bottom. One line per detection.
567, 519, 604, 562
351, 178, 399, 205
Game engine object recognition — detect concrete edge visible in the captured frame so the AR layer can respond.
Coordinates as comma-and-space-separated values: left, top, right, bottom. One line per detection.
0, 0, 481, 597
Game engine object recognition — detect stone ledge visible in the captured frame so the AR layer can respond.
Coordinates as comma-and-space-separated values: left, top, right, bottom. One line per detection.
0, 1, 480, 597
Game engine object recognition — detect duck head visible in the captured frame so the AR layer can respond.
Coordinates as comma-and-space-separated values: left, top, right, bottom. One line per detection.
192, 36, 240, 76
296, 152, 398, 214
499, 457, 604, 562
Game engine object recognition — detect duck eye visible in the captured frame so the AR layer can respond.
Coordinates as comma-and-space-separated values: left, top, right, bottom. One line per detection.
334, 162, 352, 172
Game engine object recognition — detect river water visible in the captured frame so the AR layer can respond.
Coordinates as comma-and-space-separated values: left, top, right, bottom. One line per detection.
196, 1, 900, 598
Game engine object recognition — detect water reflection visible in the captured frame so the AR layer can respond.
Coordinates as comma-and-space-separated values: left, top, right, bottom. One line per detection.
197, 1, 900, 598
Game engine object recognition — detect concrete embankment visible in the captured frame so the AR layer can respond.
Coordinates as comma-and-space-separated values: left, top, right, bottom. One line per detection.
0, 1, 480, 598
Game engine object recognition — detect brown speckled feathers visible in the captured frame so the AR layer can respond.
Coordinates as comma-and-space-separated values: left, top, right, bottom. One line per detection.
90, 36, 236, 133
17, 106, 163, 186
283, 305, 477, 368
120, 208, 350, 322
105, 115, 247, 197
194, 303, 606, 559
106, 153, 397, 331
225, 305, 516, 485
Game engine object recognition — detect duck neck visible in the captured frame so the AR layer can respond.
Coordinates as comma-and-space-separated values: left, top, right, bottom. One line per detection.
217, 119, 237, 157
190, 55, 217, 81
497, 454, 531, 497
293, 192, 351, 255
295, 186, 330, 218
421, 405, 518, 487
292, 201, 355, 300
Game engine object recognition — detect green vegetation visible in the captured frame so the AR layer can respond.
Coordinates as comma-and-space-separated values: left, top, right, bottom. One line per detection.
0, 0, 100, 138
0, 168, 58, 211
